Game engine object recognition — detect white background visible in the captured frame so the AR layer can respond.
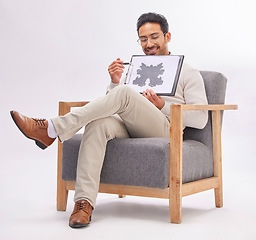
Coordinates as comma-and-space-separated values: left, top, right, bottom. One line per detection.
0, 0, 255, 239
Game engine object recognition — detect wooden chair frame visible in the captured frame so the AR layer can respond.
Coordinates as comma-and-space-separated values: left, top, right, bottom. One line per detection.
56, 101, 237, 223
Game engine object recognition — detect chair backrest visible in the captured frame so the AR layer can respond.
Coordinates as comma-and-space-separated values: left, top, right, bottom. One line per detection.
183, 71, 227, 151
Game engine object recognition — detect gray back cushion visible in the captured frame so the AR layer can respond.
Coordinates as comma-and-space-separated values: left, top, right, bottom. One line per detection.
183, 71, 227, 150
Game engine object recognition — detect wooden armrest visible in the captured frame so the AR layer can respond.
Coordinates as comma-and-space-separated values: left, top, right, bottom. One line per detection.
169, 104, 238, 134
58, 102, 238, 117
181, 104, 238, 111
59, 101, 89, 116
59, 101, 89, 108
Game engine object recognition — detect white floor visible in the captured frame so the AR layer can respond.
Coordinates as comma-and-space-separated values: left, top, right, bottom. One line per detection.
1, 131, 255, 240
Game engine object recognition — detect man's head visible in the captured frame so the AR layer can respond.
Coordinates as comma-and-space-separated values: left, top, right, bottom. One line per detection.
137, 12, 171, 56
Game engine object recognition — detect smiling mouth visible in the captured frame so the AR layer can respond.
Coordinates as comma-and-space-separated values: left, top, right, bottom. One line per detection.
146, 47, 158, 54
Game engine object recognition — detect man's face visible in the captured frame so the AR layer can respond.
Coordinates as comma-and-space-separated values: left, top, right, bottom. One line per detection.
138, 22, 171, 56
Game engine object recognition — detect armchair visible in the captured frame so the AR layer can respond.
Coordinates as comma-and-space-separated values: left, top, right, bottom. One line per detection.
56, 71, 237, 223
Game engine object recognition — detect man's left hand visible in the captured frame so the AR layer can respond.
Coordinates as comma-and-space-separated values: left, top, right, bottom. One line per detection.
142, 89, 165, 110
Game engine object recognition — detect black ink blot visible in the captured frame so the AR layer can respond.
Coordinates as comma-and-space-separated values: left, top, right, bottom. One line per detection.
133, 63, 164, 87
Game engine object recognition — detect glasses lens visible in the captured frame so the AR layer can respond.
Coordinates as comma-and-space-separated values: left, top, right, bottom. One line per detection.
150, 36, 159, 43
138, 38, 147, 45
138, 33, 165, 46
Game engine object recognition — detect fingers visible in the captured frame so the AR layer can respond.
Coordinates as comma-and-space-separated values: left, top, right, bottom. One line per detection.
144, 89, 157, 101
108, 58, 125, 83
108, 58, 125, 72
142, 89, 164, 110
142, 91, 148, 100
108, 66, 124, 76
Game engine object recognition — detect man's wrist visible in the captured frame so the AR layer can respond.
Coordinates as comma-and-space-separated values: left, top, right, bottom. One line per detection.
160, 101, 169, 114
111, 80, 119, 84
109, 81, 119, 90
110, 81, 119, 85
158, 101, 165, 110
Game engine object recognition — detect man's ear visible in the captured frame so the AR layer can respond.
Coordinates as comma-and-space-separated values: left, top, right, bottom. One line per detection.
165, 32, 171, 43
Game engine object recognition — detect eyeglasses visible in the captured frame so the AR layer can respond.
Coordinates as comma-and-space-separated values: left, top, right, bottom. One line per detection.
137, 32, 166, 46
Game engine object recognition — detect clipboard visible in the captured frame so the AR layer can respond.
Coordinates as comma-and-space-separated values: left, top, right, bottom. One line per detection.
124, 55, 184, 96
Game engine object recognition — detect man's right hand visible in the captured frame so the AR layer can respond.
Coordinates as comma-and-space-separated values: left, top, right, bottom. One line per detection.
108, 58, 125, 84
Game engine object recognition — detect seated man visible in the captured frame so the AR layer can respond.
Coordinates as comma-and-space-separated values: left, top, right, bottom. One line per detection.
10, 12, 208, 228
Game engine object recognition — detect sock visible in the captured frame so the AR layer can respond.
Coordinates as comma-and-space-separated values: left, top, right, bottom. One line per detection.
47, 119, 58, 138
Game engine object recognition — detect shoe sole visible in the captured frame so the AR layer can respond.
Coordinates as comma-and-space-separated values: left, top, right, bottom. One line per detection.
69, 216, 91, 228
10, 111, 47, 150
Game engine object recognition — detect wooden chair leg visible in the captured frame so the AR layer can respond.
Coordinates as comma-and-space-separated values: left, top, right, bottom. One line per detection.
212, 110, 223, 208
169, 193, 182, 223
57, 140, 68, 211
169, 105, 183, 223
214, 187, 223, 208
118, 195, 126, 198
57, 179, 68, 211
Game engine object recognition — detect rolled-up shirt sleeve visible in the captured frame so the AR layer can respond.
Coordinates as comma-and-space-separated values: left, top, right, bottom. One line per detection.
106, 76, 126, 94
106, 81, 120, 94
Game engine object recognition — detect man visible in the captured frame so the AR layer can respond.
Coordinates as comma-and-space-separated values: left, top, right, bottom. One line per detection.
10, 13, 208, 228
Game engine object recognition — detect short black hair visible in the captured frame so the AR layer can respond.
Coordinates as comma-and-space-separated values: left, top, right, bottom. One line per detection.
137, 12, 169, 34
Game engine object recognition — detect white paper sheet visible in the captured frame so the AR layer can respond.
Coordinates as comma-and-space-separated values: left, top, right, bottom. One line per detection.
125, 55, 183, 95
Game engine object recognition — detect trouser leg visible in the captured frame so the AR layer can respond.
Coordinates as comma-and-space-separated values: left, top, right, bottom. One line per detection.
74, 116, 130, 208
51, 85, 170, 141
51, 85, 170, 207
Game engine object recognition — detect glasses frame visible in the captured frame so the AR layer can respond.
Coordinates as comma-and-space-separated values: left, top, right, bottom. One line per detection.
137, 32, 166, 46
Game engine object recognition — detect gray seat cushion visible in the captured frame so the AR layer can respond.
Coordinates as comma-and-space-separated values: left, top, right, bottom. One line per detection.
62, 135, 213, 188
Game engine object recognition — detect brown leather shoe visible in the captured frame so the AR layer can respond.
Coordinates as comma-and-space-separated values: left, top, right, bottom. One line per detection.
10, 110, 55, 150
69, 200, 93, 228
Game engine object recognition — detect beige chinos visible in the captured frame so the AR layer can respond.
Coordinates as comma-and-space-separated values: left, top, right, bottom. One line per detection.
51, 85, 170, 208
